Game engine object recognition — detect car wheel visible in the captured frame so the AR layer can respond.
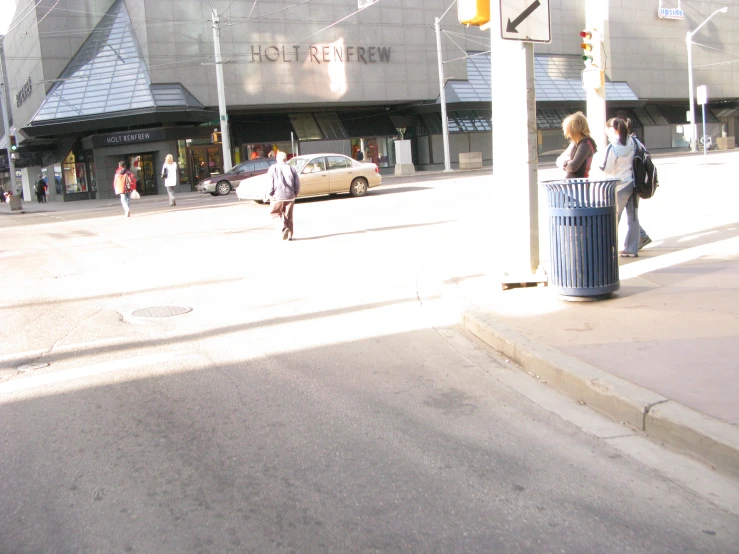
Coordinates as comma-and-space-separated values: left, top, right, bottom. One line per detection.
216, 181, 231, 196
349, 177, 368, 197
209, 192, 217, 196
253, 199, 267, 204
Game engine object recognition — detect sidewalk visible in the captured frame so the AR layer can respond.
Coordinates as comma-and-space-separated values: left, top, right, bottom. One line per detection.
0, 190, 207, 216
0, 168, 487, 217
442, 226, 739, 478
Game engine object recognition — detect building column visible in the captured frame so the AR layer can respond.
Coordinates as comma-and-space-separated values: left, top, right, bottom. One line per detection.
20, 166, 41, 201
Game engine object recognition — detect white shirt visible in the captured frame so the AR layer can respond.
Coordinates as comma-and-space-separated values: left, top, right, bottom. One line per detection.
162, 162, 177, 187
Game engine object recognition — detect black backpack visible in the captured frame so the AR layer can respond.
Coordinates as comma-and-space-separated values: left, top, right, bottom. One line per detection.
632, 138, 658, 199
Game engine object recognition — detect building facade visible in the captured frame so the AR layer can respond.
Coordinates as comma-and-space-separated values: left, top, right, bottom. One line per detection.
0, 0, 736, 201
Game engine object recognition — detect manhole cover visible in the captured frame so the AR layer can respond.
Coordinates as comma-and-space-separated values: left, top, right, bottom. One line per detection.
131, 306, 192, 318
18, 362, 50, 372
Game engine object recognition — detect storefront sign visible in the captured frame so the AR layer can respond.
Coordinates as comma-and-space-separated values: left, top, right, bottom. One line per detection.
250, 45, 391, 64
658, 7, 684, 19
93, 128, 167, 147
16, 78, 32, 107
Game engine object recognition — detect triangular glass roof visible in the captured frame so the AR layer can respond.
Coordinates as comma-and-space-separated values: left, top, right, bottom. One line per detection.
440, 53, 639, 104
31, 0, 156, 123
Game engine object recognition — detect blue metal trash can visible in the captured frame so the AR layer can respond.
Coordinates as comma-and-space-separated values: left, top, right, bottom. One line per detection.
541, 179, 620, 300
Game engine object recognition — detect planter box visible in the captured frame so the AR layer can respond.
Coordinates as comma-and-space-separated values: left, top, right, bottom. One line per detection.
459, 151, 483, 170
717, 136, 735, 150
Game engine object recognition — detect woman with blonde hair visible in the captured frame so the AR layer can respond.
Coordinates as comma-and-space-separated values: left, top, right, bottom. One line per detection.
161, 153, 178, 206
556, 111, 598, 179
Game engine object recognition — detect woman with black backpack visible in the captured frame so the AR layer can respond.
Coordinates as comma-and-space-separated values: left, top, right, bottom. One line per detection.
599, 118, 640, 257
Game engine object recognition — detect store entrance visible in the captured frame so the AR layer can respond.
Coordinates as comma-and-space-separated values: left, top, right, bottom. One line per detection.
128, 153, 157, 196
187, 146, 224, 190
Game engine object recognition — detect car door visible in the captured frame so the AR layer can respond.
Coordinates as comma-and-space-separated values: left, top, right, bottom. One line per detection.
326, 155, 356, 192
298, 157, 330, 196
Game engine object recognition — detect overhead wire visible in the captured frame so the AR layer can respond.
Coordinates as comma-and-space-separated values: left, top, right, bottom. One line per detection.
222, 0, 249, 18
20, 0, 64, 37
223, 0, 313, 27
5, 0, 42, 35
442, 31, 470, 58
292, 0, 380, 44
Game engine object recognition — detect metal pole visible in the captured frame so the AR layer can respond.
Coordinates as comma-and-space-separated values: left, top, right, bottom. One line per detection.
435, 17, 451, 172
687, 31, 697, 153
702, 102, 707, 164
0, 48, 17, 197
212, 9, 233, 172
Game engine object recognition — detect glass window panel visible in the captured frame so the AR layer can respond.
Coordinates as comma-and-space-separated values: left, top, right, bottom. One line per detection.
327, 156, 351, 170
314, 112, 348, 140
289, 114, 323, 140
306, 157, 326, 172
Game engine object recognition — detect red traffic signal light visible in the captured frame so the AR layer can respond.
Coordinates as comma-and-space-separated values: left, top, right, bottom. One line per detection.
580, 30, 594, 64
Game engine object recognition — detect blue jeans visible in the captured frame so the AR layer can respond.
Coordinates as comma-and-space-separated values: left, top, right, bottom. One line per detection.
120, 192, 130, 215
617, 184, 639, 255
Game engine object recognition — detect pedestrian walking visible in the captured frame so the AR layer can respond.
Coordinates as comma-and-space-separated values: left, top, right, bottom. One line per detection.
161, 154, 177, 206
556, 112, 598, 178
616, 116, 652, 250
599, 117, 640, 257
266, 151, 300, 240
0, 186, 5, 203
113, 161, 136, 217
34, 174, 46, 203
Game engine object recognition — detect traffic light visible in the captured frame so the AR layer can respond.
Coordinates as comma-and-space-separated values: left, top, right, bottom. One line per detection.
9, 134, 17, 152
458, 0, 490, 26
580, 30, 594, 65
211, 131, 222, 144
580, 29, 603, 69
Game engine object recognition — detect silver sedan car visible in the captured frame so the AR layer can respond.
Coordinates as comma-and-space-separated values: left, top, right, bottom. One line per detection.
236, 153, 382, 202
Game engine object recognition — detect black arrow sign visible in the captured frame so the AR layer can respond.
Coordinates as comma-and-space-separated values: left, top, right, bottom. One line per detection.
506, 0, 541, 33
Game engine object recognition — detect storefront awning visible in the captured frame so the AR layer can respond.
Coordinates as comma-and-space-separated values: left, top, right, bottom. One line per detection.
338, 112, 397, 137
440, 53, 640, 104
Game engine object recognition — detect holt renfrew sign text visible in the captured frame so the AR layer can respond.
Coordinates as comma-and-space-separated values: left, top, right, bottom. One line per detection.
249, 45, 391, 64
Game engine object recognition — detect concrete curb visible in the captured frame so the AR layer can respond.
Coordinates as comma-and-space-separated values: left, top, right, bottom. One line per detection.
461, 308, 739, 477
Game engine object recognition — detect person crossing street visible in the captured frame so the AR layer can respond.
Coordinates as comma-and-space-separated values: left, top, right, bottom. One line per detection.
265, 151, 301, 241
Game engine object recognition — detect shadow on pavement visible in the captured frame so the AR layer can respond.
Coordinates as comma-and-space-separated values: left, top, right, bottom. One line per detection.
1, 296, 430, 369
292, 220, 456, 241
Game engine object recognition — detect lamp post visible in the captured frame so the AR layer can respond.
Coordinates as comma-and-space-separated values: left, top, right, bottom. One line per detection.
435, 17, 452, 172
210, 8, 232, 172
687, 7, 728, 153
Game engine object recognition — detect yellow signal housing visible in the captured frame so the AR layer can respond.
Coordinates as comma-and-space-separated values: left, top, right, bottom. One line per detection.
458, 0, 491, 26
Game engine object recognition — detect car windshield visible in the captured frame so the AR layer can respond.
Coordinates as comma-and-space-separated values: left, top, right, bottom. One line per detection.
287, 158, 308, 172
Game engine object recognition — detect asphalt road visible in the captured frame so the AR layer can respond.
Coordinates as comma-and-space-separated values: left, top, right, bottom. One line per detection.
1, 167, 738, 552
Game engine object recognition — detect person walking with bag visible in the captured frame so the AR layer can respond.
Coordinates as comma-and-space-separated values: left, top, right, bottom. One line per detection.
599, 117, 640, 257
556, 112, 598, 179
161, 154, 177, 206
616, 116, 653, 250
266, 151, 300, 240
113, 161, 136, 217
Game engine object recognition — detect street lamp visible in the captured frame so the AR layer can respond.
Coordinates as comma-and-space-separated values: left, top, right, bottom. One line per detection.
687, 7, 728, 153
